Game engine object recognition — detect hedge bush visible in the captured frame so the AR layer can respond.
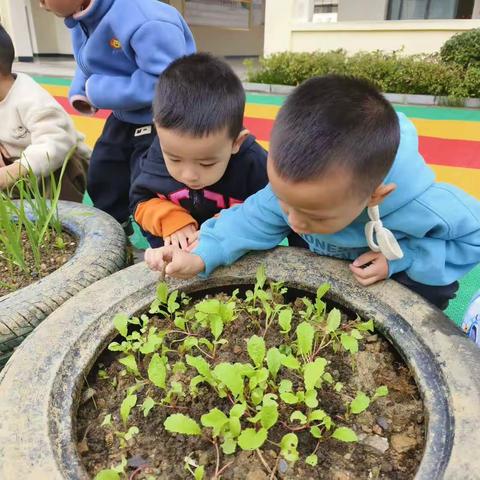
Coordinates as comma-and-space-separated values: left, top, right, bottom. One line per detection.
246, 50, 480, 99
440, 28, 480, 69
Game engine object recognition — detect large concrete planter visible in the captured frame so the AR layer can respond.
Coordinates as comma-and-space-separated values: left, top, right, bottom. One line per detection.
0, 201, 127, 366
0, 248, 479, 479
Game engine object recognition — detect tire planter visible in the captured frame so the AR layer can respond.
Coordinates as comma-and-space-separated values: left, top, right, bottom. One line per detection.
0, 201, 127, 366
0, 248, 479, 479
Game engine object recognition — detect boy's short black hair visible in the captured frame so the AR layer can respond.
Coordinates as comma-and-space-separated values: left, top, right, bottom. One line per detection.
0, 24, 14, 76
154, 53, 245, 139
270, 75, 400, 197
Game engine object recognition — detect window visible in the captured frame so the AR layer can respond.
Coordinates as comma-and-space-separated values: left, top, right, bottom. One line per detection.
314, 0, 339, 14
387, 0, 474, 19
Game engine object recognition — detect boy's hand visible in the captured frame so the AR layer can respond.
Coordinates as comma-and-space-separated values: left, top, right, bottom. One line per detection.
349, 251, 388, 286
164, 223, 197, 250
144, 246, 205, 279
185, 230, 200, 252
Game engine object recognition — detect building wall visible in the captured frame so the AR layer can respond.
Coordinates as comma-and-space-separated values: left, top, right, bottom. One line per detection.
28, 0, 72, 55
338, 0, 388, 21
0, 0, 35, 59
192, 25, 264, 56
5, 0, 263, 58
474, 0, 480, 17
264, 0, 480, 56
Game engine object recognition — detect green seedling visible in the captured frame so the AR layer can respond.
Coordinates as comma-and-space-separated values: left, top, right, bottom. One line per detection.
0, 150, 72, 279
93, 457, 127, 480
103, 265, 388, 477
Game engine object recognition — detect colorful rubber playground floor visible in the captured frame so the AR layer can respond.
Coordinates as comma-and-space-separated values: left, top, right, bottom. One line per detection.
34, 75, 480, 326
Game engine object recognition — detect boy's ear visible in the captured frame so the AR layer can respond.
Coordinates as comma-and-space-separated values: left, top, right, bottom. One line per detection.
231, 129, 250, 155
368, 183, 396, 207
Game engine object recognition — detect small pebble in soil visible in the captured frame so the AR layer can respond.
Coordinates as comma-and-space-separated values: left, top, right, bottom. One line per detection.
331, 469, 351, 480
390, 433, 417, 453
366, 334, 378, 342
381, 461, 394, 473
104, 432, 114, 447
363, 434, 389, 454
80, 387, 96, 405
127, 455, 149, 468
372, 424, 383, 436
246, 470, 268, 480
267, 449, 277, 459
278, 459, 288, 474
233, 345, 242, 354
376, 416, 391, 431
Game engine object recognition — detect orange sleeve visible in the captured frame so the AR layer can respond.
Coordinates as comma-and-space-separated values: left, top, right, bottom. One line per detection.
134, 198, 198, 238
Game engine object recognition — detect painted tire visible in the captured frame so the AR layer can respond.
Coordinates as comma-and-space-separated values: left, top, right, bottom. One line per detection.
0, 201, 127, 366
0, 248, 479, 479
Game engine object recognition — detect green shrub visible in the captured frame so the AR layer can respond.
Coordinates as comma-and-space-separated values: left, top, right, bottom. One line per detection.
457, 66, 480, 98
247, 50, 348, 86
246, 50, 480, 98
440, 28, 480, 69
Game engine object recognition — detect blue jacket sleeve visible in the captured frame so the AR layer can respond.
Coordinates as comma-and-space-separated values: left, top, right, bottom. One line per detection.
69, 67, 87, 99
193, 185, 292, 276
388, 186, 480, 286
86, 21, 191, 111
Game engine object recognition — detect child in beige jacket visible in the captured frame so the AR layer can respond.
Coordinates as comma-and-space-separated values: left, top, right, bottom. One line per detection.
0, 25, 89, 201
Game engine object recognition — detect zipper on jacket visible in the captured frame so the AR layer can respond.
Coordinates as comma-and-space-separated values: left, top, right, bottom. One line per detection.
76, 21, 90, 76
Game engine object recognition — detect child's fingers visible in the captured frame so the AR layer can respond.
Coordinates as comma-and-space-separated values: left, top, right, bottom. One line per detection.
165, 255, 186, 278
349, 263, 379, 280
352, 272, 380, 286
164, 236, 171, 247
144, 248, 163, 271
187, 230, 200, 244
185, 239, 199, 252
352, 251, 380, 267
178, 232, 189, 250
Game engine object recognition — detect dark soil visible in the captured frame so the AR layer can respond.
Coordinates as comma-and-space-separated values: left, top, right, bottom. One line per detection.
77, 291, 425, 480
0, 231, 76, 296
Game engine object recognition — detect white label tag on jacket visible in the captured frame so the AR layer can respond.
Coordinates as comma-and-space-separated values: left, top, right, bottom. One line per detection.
134, 126, 152, 137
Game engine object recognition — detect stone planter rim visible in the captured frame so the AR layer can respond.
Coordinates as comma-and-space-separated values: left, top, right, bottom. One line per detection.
0, 248, 479, 479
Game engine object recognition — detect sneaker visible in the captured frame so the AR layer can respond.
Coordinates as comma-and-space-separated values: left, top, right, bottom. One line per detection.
462, 290, 480, 346
121, 219, 134, 237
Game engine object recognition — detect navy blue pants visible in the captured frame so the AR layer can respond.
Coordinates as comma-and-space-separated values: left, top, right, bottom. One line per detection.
391, 271, 459, 311
87, 114, 156, 224
290, 237, 458, 310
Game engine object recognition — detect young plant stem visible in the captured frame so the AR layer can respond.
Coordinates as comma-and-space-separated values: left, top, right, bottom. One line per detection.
214, 440, 220, 478
269, 456, 280, 480
216, 460, 234, 478
129, 463, 148, 480
256, 449, 273, 475
168, 330, 199, 337
280, 421, 310, 432
312, 439, 322, 456
196, 346, 214, 359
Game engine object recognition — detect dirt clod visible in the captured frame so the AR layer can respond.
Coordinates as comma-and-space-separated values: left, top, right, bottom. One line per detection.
390, 433, 417, 453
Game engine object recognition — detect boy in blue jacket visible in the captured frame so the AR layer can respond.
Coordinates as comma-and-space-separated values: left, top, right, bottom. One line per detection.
40, 0, 196, 232
145, 75, 480, 310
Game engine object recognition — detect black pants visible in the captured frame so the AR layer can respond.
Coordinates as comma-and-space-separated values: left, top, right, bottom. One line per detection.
391, 271, 459, 310
87, 114, 156, 224
289, 237, 458, 310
